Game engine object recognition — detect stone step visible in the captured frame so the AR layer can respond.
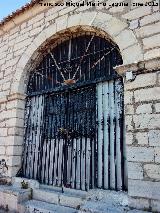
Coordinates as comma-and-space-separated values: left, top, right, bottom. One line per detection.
0, 185, 31, 212
78, 201, 129, 213
22, 200, 77, 213
33, 186, 87, 209
78, 201, 152, 213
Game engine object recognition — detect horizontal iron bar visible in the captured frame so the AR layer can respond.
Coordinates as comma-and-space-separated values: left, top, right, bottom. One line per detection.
27, 75, 120, 97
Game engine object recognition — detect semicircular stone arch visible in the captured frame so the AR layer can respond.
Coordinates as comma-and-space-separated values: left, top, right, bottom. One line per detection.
10, 11, 143, 95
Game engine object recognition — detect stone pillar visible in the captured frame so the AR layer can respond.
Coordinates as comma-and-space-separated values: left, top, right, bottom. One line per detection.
116, 58, 160, 212
0, 93, 26, 178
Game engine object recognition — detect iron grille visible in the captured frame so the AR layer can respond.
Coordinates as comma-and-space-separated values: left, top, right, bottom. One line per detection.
21, 34, 126, 191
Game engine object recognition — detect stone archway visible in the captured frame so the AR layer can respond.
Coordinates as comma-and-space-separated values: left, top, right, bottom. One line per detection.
8, 11, 143, 178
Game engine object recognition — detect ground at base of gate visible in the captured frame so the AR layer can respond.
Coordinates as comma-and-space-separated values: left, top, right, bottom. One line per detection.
0, 178, 152, 213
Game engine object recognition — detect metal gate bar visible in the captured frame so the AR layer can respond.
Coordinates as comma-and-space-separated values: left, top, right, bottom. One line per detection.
96, 78, 124, 190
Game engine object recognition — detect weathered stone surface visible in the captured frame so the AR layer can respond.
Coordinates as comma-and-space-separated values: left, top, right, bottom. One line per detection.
127, 147, 154, 162
124, 91, 133, 104
134, 87, 160, 102
148, 130, 160, 147
128, 179, 160, 200
129, 19, 139, 30
122, 44, 143, 65
125, 105, 134, 115
136, 22, 160, 38
128, 197, 149, 210
135, 132, 148, 145
140, 12, 160, 26
126, 133, 134, 145
125, 115, 134, 131
128, 162, 143, 180
133, 114, 160, 129
144, 164, 160, 180
115, 30, 137, 50
125, 73, 156, 90
122, 7, 151, 20
136, 104, 152, 114
151, 199, 160, 212
143, 34, 160, 50
144, 48, 160, 60
155, 103, 160, 113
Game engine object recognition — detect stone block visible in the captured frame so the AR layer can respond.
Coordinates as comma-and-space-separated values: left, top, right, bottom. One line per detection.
133, 114, 160, 129
124, 91, 133, 104
122, 7, 151, 20
136, 104, 152, 114
122, 44, 143, 65
67, 13, 82, 28
115, 29, 137, 50
0, 186, 31, 212
148, 130, 160, 147
155, 103, 160, 113
125, 115, 134, 131
7, 156, 22, 166
6, 145, 23, 156
0, 137, 6, 146
134, 87, 160, 102
154, 147, 160, 163
28, 13, 45, 26
129, 179, 160, 200
151, 199, 160, 212
7, 127, 24, 136
136, 132, 148, 145
127, 147, 154, 162
128, 197, 149, 210
140, 12, 160, 26
32, 19, 44, 28
125, 73, 156, 90
109, 5, 125, 13
144, 48, 160, 60
144, 164, 160, 180
7, 166, 20, 177
0, 146, 6, 155
7, 100, 25, 110
128, 162, 143, 180
56, 15, 68, 32
5, 118, 24, 128
125, 105, 134, 115
143, 34, 160, 50
126, 133, 134, 145
12, 177, 40, 189
33, 188, 59, 204
60, 194, 84, 208
6, 136, 23, 146
129, 19, 139, 30
136, 21, 160, 38
0, 128, 7, 137
30, 26, 44, 37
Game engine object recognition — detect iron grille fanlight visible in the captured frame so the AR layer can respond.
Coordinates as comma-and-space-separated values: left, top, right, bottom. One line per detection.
27, 34, 122, 95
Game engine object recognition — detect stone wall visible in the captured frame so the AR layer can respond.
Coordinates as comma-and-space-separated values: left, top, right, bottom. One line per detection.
116, 59, 160, 212
0, 0, 160, 211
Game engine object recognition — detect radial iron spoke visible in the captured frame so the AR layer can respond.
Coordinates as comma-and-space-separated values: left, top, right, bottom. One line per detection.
49, 51, 65, 80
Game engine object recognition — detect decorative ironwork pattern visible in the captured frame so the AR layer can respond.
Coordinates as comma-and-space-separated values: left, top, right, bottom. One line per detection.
22, 34, 126, 191
27, 34, 122, 96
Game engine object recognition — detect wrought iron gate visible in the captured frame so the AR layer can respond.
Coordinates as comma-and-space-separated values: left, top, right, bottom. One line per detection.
22, 34, 126, 191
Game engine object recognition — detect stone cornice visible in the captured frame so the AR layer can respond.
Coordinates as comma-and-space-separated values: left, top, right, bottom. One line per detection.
115, 57, 160, 76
